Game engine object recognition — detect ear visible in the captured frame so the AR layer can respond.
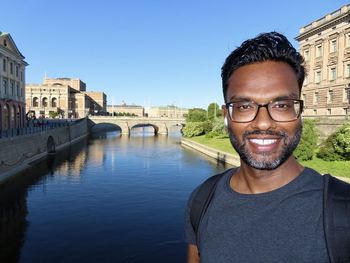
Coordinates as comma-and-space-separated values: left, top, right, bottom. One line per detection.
221, 105, 228, 128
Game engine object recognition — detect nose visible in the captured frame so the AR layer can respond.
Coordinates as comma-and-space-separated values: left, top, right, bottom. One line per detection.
250, 106, 276, 131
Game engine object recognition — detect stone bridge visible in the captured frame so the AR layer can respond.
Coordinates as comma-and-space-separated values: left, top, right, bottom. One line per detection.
88, 116, 186, 135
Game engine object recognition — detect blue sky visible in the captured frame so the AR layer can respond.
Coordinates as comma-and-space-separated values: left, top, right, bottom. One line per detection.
2, 0, 350, 109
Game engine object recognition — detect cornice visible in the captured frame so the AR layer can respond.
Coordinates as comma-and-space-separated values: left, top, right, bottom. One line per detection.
296, 12, 350, 41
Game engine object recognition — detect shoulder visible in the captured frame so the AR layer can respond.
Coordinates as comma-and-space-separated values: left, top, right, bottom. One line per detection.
186, 168, 236, 207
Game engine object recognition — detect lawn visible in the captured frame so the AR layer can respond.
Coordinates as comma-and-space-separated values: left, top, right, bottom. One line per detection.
186, 135, 350, 178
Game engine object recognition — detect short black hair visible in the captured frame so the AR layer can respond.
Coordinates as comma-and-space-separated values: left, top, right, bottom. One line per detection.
221, 32, 305, 101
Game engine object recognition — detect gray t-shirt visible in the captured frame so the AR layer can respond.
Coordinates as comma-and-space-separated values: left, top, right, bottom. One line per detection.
184, 167, 329, 263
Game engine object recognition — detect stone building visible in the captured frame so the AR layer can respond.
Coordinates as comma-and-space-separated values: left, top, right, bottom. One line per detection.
296, 4, 350, 117
0, 32, 28, 131
26, 78, 107, 119
145, 105, 188, 118
107, 103, 144, 116
85, 91, 107, 115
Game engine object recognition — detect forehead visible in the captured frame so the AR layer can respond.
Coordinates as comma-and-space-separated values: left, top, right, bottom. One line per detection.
226, 61, 300, 102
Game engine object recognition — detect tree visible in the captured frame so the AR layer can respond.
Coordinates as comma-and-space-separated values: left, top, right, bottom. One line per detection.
186, 108, 207, 122
294, 119, 318, 161
207, 103, 222, 120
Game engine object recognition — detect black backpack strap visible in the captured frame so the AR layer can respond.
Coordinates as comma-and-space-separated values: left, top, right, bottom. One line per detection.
323, 174, 350, 263
190, 168, 236, 248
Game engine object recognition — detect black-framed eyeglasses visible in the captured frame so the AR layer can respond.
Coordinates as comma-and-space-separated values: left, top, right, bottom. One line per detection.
225, 99, 304, 123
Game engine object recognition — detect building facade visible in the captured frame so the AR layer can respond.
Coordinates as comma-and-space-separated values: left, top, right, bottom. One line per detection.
145, 105, 188, 118
107, 104, 144, 116
26, 78, 106, 119
296, 4, 350, 117
0, 32, 28, 131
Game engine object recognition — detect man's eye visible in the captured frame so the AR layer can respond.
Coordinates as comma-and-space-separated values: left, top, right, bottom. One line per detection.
235, 103, 253, 111
273, 102, 291, 110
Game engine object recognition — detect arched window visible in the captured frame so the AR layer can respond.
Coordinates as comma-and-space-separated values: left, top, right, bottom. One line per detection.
33, 97, 39, 107
42, 97, 48, 107
52, 97, 57, 108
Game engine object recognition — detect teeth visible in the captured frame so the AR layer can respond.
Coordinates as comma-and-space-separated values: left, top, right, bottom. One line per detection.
249, 139, 277, 145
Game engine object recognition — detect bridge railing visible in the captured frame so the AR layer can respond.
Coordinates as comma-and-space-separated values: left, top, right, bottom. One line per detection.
0, 119, 76, 140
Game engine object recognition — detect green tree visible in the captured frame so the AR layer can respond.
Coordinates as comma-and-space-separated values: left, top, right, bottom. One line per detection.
317, 123, 350, 161
182, 121, 213, 137
294, 119, 319, 161
207, 103, 222, 120
186, 108, 207, 122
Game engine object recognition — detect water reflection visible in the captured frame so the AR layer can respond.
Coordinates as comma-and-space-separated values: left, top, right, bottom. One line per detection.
0, 127, 228, 262
0, 138, 89, 262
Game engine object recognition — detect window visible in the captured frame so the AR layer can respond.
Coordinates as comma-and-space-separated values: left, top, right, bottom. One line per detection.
347, 34, 350, 48
3, 59, 6, 72
315, 70, 321, 83
304, 50, 310, 61
328, 90, 334, 103
330, 39, 337, 53
345, 87, 350, 102
52, 98, 57, 107
314, 92, 319, 104
330, 67, 336, 80
16, 83, 20, 96
10, 62, 13, 75
33, 97, 39, 107
316, 44, 323, 57
3, 39, 7, 46
346, 64, 350, 78
10, 80, 14, 95
42, 97, 48, 107
16, 65, 19, 77
2, 79, 7, 95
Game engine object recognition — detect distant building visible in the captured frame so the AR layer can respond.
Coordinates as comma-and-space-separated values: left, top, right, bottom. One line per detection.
107, 103, 144, 116
85, 91, 107, 115
26, 78, 107, 118
296, 4, 350, 117
145, 105, 188, 118
0, 32, 28, 131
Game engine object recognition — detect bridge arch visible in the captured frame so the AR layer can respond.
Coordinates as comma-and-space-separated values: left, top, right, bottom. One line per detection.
130, 123, 159, 135
90, 123, 122, 134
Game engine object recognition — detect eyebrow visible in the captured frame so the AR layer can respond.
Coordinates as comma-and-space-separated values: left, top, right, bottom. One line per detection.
228, 92, 299, 102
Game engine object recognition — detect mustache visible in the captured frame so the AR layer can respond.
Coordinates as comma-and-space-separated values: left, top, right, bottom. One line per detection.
242, 130, 287, 139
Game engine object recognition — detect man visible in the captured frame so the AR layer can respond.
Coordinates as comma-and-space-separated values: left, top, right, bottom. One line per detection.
184, 32, 350, 262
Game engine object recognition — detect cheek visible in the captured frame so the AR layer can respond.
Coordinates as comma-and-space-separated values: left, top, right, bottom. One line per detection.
228, 123, 247, 138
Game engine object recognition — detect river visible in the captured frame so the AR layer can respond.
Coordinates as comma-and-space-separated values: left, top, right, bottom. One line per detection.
0, 127, 230, 263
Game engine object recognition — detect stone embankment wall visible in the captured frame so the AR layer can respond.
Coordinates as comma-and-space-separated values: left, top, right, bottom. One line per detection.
0, 118, 89, 184
181, 138, 240, 167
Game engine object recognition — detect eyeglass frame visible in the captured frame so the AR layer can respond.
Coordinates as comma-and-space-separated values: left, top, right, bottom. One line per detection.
225, 99, 304, 123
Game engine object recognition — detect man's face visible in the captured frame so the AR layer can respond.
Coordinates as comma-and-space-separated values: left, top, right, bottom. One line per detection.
223, 61, 302, 170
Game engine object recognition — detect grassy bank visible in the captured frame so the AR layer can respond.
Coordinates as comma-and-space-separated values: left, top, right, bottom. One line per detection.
187, 135, 350, 178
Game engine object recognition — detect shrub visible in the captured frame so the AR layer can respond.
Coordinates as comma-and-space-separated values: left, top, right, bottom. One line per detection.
183, 121, 212, 138
294, 119, 318, 161
317, 123, 350, 161
205, 118, 228, 139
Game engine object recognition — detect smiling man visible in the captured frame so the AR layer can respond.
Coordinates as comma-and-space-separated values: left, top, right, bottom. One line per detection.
184, 32, 350, 263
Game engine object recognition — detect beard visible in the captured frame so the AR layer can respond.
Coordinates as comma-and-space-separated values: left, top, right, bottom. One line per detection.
228, 122, 302, 170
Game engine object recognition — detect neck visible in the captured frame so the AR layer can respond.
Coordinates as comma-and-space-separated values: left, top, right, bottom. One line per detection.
230, 156, 304, 194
